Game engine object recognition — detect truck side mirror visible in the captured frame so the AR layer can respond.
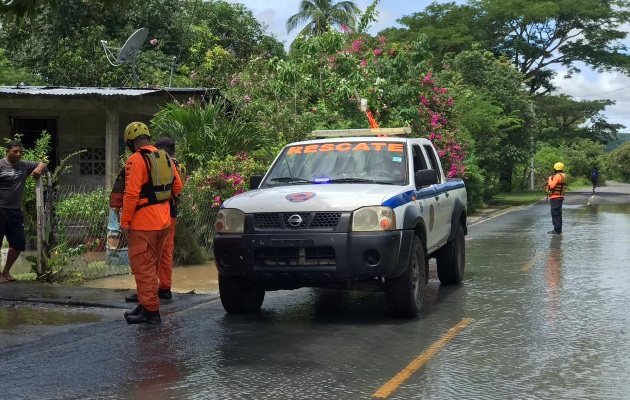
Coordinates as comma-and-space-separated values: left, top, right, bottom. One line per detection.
415, 169, 438, 188
250, 175, 263, 189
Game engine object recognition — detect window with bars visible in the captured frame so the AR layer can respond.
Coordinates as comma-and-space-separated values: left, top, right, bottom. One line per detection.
80, 147, 106, 175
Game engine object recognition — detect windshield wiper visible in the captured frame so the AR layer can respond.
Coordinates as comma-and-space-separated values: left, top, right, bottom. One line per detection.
269, 177, 312, 184
327, 177, 396, 185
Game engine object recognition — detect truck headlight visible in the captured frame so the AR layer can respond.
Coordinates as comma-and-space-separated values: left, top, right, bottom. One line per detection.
214, 209, 245, 233
351, 206, 396, 231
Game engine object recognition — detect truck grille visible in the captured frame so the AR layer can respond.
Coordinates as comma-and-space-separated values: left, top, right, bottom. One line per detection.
254, 212, 341, 230
255, 246, 336, 266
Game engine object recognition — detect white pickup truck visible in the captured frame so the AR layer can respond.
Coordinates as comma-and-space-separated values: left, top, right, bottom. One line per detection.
213, 128, 468, 317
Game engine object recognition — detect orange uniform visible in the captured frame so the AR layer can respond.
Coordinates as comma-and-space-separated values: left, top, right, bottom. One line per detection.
122, 145, 182, 311
547, 173, 566, 199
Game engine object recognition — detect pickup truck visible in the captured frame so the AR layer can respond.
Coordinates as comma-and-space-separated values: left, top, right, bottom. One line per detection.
213, 127, 468, 317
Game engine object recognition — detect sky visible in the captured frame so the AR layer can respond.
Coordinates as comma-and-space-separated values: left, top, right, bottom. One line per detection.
227, 0, 630, 132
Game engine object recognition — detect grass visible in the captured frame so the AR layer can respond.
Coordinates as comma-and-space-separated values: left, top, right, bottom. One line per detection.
488, 190, 547, 207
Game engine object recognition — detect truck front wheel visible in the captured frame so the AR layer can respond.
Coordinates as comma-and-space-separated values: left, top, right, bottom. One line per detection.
385, 236, 427, 318
436, 223, 465, 285
218, 274, 265, 313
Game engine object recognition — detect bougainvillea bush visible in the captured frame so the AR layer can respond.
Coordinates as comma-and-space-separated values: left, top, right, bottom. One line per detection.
177, 152, 269, 254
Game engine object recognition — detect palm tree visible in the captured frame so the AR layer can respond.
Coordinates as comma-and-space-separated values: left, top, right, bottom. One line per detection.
286, 0, 360, 38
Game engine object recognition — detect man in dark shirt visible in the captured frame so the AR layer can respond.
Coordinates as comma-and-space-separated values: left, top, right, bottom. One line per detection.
0, 141, 47, 282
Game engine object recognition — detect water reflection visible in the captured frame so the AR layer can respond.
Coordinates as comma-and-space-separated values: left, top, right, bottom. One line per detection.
0, 303, 102, 329
544, 235, 563, 324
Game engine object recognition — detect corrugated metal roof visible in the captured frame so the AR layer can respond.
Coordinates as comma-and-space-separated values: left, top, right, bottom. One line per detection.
0, 86, 210, 96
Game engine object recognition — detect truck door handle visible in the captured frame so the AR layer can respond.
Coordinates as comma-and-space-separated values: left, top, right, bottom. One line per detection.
445, 192, 449, 198
435, 196, 440, 201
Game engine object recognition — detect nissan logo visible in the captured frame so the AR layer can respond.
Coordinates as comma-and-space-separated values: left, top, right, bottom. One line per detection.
287, 214, 303, 227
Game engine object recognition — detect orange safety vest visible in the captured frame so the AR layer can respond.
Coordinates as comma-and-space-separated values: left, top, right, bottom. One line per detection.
547, 173, 566, 199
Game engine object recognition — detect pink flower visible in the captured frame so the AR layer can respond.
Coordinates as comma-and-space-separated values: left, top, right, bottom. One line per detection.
378, 36, 387, 43
360, 59, 367, 67
374, 49, 382, 56
150, 39, 158, 46
244, 95, 251, 104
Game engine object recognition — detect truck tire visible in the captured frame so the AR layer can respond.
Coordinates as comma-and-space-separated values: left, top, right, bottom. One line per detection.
385, 236, 427, 318
436, 223, 465, 285
218, 274, 265, 313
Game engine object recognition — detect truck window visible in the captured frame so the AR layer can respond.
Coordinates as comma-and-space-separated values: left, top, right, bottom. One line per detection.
423, 144, 443, 183
412, 145, 428, 172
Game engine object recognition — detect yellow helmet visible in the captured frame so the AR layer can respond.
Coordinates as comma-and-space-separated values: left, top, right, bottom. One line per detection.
554, 162, 564, 171
124, 122, 150, 142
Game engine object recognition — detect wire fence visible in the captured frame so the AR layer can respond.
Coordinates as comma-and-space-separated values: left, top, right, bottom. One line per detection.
32, 178, 224, 273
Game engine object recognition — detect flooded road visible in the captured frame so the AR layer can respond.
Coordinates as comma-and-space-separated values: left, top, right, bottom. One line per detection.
2, 184, 630, 399
83, 263, 219, 294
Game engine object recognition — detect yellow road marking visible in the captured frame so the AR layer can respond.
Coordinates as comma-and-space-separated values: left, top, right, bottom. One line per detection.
372, 318, 474, 398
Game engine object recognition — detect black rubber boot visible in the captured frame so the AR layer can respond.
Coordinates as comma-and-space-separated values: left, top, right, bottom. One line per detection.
158, 289, 172, 300
125, 308, 161, 324
125, 293, 139, 302
124, 305, 143, 318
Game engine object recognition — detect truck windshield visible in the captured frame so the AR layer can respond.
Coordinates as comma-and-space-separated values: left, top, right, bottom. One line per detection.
263, 141, 408, 187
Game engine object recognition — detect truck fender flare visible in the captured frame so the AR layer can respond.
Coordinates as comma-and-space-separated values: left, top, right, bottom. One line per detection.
447, 198, 468, 242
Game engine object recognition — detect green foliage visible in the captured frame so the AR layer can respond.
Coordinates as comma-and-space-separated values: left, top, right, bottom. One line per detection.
607, 142, 630, 182
177, 152, 269, 250
390, 0, 630, 94
286, 0, 361, 39
55, 188, 109, 238
0, 0, 283, 88
151, 100, 272, 171
535, 95, 622, 145
0, 48, 43, 85
26, 241, 91, 284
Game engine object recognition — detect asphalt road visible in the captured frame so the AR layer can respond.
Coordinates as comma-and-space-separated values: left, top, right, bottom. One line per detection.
1, 181, 629, 399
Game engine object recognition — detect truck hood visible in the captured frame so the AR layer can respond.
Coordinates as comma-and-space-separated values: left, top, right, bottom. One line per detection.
222, 184, 403, 213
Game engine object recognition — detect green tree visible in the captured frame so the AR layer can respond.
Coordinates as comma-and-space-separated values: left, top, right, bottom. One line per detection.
439, 49, 536, 192
535, 95, 623, 145
386, 0, 630, 94
286, 0, 361, 38
607, 141, 630, 182
0, 0, 284, 88
0, 48, 43, 85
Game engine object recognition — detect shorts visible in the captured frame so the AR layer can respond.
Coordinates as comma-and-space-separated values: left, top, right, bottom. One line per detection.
0, 208, 26, 251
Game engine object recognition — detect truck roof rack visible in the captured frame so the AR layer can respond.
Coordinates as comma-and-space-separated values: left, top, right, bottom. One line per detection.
311, 127, 412, 138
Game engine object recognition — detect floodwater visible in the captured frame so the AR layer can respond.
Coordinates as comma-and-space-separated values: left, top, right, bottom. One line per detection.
83, 262, 219, 294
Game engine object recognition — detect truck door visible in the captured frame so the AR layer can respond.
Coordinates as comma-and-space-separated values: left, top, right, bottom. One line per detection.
411, 145, 441, 252
421, 144, 451, 249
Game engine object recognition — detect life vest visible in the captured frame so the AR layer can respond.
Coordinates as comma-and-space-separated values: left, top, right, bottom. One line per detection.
137, 148, 175, 209
109, 148, 175, 210
546, 173, 567, 197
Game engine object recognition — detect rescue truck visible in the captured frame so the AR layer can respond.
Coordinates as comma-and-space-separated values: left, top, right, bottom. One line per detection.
212, 127, 468, 317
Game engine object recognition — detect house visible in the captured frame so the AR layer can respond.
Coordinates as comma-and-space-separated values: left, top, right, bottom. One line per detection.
0, 85, 218, 189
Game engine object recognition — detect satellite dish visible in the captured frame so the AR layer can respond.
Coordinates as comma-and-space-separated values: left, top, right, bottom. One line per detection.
100, 28, 149, 87
116, 28, 148, 64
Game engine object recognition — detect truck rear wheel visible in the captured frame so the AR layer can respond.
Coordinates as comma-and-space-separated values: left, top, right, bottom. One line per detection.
436, 223, 465, 285
218, 274, 265, 313
385, 236, 427, 318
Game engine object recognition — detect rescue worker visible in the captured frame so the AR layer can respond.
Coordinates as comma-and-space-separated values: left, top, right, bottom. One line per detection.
155, 136, 186, 300
545, 162, 567, 235
121, 122, 182, 324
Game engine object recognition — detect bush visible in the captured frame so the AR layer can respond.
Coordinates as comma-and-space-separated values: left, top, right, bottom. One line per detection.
55, 188, 109, 240
607, 142, 630, 182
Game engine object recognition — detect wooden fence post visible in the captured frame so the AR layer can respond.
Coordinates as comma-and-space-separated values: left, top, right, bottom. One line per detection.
35, 177, 45, 275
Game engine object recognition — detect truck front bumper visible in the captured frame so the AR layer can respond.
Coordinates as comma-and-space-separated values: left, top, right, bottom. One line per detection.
213, 230, 414, 287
